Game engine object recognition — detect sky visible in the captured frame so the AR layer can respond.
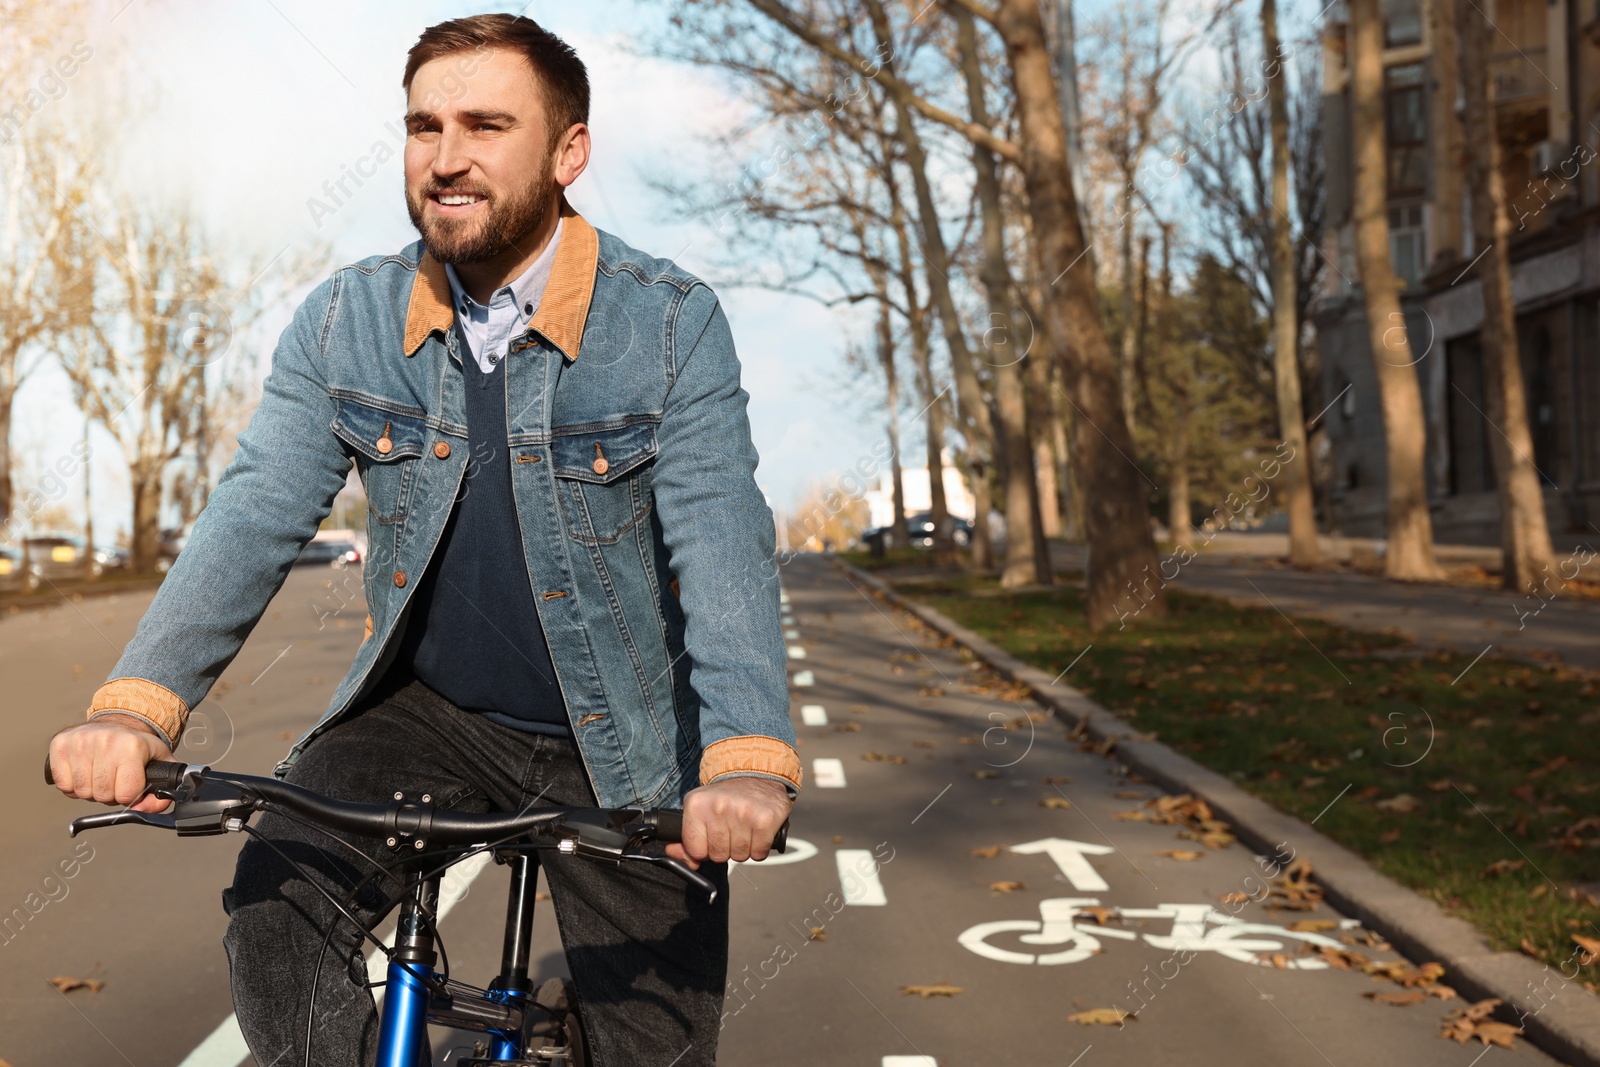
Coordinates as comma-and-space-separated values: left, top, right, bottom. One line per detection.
11, 0, 885, 545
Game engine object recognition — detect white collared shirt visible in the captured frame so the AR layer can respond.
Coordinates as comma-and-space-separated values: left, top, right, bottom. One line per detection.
444, 216, 564, 374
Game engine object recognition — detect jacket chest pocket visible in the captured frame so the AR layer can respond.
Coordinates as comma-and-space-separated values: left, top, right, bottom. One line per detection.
330, 396, 429, 524
550, 418, 659, 544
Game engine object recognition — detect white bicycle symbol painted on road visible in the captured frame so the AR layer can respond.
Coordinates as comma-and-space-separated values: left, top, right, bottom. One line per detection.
959, 896, 1348, 968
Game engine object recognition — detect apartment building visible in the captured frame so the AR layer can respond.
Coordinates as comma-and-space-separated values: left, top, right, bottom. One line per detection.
1314, 0, 1600, 542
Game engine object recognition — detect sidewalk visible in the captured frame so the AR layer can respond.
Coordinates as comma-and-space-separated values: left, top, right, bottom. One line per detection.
1046, 533, 1600, 674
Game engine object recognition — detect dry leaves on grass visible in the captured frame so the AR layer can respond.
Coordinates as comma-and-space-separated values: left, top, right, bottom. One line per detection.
901, 983, 964, 999
1067, 1008, 1136, 1026
1374, 793, 1423, 814
989, 881, 1026, 894
1156, 849, 1203, 861
1441, 999, 1523, 1048
971, 845, 1003, 859
1041, 797, 1073, 810
47, 975, 104, 994
1573, 934, 1600, 966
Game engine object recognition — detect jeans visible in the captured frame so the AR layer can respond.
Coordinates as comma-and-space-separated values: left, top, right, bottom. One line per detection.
221, 673, 730, 1066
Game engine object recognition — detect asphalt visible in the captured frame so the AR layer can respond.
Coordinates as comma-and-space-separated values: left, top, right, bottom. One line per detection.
0, 555, 1568, 1065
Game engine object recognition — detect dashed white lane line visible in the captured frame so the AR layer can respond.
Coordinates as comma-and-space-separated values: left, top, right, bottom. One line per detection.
883, 1058, 938, 1066
784, 628, 800, 639
836, 849, 888, 906
812, 757, 847, 788
792, 670, 815, 686
178, 849, 495, 1067
787, 645, 807, 659
800, 704, 829, 726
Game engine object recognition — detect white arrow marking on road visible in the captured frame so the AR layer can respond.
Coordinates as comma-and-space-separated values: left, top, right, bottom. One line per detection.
837, 849, 888, 905
792, 670, 815, 686
732, 836, 819, 867
800, 704, 829, 726
1009, 838, 1116, 892
812, 757, 847, 788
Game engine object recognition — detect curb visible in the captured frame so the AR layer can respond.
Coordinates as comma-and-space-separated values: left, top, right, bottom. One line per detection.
1, 576, 164, 614
833, 557, 1600, 1067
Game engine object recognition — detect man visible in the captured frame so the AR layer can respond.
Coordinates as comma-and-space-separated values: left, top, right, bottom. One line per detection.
46, 14, 797, 1065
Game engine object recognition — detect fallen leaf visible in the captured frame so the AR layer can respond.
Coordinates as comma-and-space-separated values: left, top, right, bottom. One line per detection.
832, 835, 844, 844
1426, 779, 1453, 792
1040, 797, 1073, 810
1040, 775, 1071, 784
48, 976, 104, 994
957, 736, 979, 745
860, 752, 908, 764
1076, 906, 1115, 925
1483, 859, 1525, 877
535, 891, 551, 901
1067, 1008, 1136, 1026
1441, 999, 1522, 1048
1112, 810, 1148, 821
808, 926, 827, 941
1375, 794, 1422, 814
1156, 849, 1202, 861
1573, 934, 1600, 966
1316, 945, 1371, 970
1219, 892, 1252, 905
972, 769, 1001, 779
900, 983, 963, 999
970, 845, 1003, 859
833, 722, 862, 733
989, 880, 1026, 894
917, 686, 945, 698
1520, 938, 1542, 959
1365, 990, 1429, 1006
1287, 920, 1339, 933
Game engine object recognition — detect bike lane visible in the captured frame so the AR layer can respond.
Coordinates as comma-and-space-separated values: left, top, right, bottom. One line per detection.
716, 554, 1559, 1067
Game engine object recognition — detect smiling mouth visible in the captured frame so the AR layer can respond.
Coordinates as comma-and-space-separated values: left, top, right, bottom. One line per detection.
430, 191, 487, 209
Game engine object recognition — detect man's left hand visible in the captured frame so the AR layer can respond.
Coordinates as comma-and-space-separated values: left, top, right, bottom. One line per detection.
666, 776, 794, 869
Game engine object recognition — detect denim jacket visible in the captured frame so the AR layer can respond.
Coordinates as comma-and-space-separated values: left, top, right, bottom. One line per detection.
87, 200, 801, 809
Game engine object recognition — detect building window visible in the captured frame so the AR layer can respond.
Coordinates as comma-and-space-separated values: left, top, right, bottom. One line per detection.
1382, 0, 1423, 46
1385, 63, 1428, 198
1389, 203, 1426, 286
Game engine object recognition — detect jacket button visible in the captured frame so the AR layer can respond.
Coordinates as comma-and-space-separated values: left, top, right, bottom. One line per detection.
376, 437, 393, 455
592, 457, 609, 475
393, 570, 407, 588
433, 441, 451, 459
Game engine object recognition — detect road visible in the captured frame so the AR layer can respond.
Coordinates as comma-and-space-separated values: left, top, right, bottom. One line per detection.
1, 556, 1559, 1065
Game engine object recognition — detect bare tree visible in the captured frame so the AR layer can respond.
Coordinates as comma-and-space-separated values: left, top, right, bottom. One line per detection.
1349, 0, 1441, 579
1261, 0, 1317, 564
1455, 0, 1555, 590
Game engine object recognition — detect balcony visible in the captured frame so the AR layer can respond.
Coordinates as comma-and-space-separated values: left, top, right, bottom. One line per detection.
1492, 48, 1551, 105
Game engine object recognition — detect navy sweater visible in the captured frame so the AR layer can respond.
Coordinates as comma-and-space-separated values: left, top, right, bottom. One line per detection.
397, 346, 571, 737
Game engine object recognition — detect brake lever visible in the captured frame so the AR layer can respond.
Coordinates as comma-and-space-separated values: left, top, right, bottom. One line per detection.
68, 810, 177, 836
619, 850, 719, 904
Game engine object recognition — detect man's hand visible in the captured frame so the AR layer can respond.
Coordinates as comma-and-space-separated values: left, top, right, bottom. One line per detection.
48, 717, 175, 813
666, 776, 793, 869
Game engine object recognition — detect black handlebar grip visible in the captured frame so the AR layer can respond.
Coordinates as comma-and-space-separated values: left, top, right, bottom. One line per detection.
44, 756, 55, 786
144, 761, 189, 791
650, 810, 684, 843
772, 817, 789, 854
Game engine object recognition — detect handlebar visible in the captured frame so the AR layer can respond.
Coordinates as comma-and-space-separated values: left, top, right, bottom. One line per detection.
45, 758, 788, 900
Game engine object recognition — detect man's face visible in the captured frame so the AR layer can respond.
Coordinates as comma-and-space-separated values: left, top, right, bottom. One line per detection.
403, 47, 559, 265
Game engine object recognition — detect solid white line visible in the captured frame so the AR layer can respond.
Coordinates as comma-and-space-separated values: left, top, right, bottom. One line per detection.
177, 849, 495, 1067
787, 645, 807, 659
837, 849, 888, 905
812, 757, 847, 788
800, 704, 829, 726
883, 1058, 939, 1066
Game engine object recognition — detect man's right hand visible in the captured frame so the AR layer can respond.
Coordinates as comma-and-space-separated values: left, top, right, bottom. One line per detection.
48, 717, 175, 813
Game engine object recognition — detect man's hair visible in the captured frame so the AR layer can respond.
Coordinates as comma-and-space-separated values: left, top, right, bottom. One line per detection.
404, 14, 589, 150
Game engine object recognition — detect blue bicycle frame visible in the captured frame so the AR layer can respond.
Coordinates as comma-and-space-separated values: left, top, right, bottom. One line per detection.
375, 854, 544, 1066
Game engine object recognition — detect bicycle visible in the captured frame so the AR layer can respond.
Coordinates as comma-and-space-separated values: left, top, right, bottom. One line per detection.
45, 758, 788, 1066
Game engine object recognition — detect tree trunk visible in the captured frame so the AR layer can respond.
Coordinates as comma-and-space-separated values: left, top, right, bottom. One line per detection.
1169, 410, 1193, 549
1028, 350, 1063, 538
130, 463, 162, 573
993, 0, 1164, 624
0, 380, 13, 533
864, 0, 996, 564
874, 270, 912, 549
1264, 0, 1320, 567
1429, 0, 1465, 267
1457, 0, 1556, 591
1349, 0, 1443, 580
952, 1, 1050, 586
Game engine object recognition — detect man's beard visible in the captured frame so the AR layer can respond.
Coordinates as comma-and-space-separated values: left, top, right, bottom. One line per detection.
406, 157, 555, 266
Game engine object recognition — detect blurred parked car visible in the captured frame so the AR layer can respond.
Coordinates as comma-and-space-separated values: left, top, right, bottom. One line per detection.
905, 512, 973, 549
21, 536, 89, 591
0, 546, 21, 592
295, 539, 361, 568
93, 546, 130, 574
